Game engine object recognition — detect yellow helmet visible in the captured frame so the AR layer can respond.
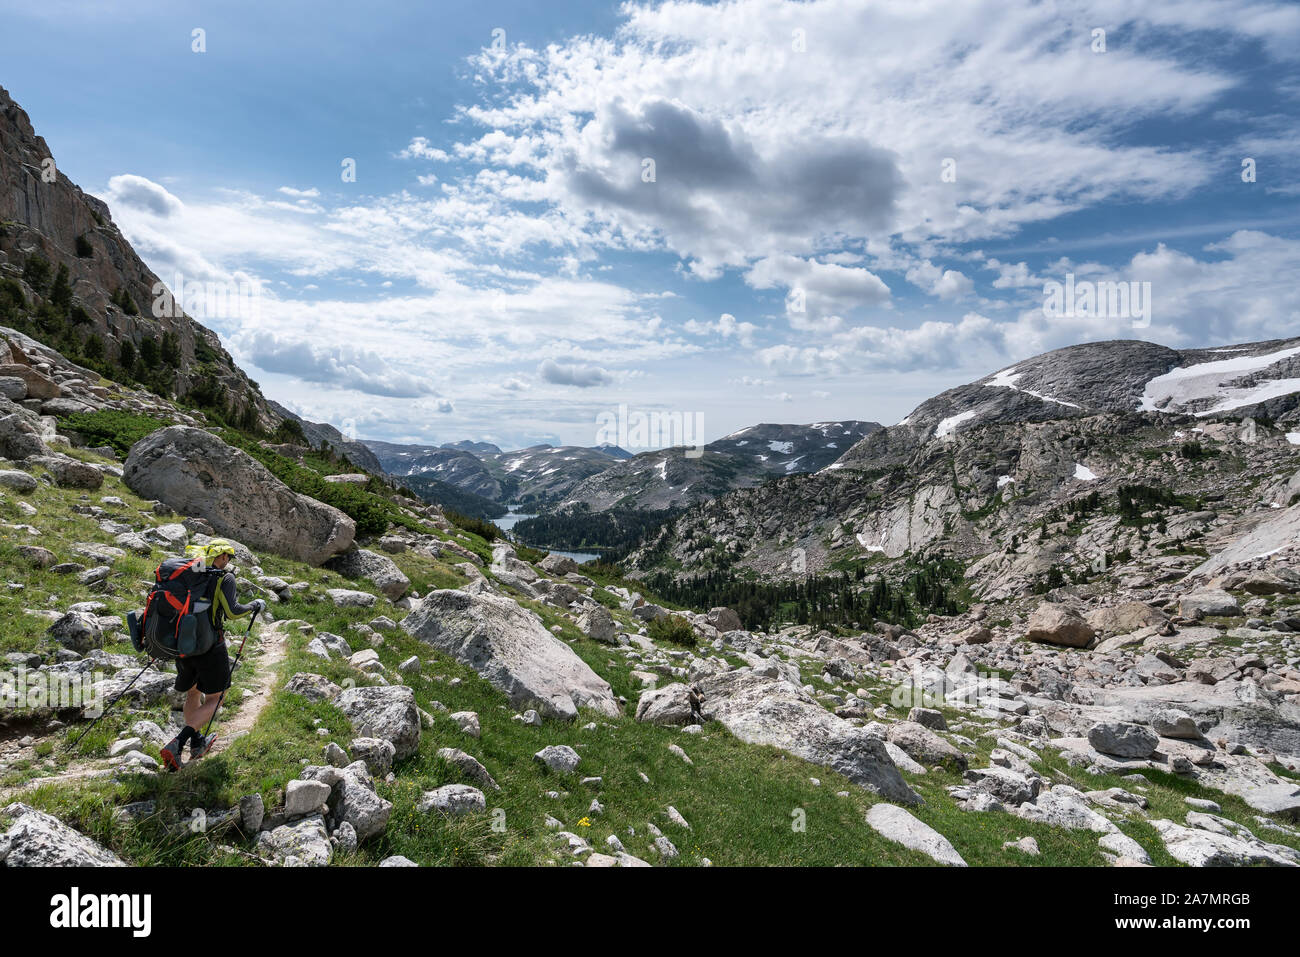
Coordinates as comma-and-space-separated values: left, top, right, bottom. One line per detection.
204, 539, 236, 562
185, 540, 236, 568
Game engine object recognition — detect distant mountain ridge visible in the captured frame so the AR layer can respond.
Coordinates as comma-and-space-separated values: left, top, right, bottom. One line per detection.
366, 421, 881, 513
559, 420, 883, 512
835, 337, 1300, 472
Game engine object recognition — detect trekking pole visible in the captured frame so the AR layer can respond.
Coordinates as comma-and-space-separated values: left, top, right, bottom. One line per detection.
203, 609, 260, 736
66, 658, 157, 751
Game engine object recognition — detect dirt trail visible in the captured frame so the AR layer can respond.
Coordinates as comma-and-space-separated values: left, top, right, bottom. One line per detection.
207, 618, 289, 755
0, 619, 290, 800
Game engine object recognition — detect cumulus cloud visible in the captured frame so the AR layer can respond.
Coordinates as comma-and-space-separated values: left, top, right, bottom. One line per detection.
906, 260, 975, 300
397, 137, 450, 161
687, 313, 758, 347
538, 358, 613, 388
243, 331, 440, 398
555, 96, 902, 276
746, 255, 891, 329
456, 0, 1287, 280
106, 174, 184, 217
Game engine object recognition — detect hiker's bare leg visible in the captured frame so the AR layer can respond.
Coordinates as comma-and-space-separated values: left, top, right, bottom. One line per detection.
183, 687, 222, 730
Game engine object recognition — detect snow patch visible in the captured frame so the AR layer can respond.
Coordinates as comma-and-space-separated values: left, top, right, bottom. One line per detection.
935, 409, 979, 439
768, 440, 794, 454
1139, 344, 1300, 414
856, 532, 887, 553
1287, 432, 1300, 446
1074, 463, 1098, 481
987, 365, 1082, 409
997, 475, 1015, 488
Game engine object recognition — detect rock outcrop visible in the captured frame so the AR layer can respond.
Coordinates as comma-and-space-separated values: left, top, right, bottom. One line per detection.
695, 670, 920, 805
124, 426, 355, 564
401, 588, 620, 720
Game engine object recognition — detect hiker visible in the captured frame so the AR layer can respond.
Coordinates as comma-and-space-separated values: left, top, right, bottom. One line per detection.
160, 540, 266, 770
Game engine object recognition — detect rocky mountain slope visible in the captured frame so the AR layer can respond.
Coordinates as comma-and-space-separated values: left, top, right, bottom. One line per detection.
629, 338, 1300, 590
366, 441, 508, 500
0, 85, 271, 428
267, 400, 384, 475
2, 327, 1300, 869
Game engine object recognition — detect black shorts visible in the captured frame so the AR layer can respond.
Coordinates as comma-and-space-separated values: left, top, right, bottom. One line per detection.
174, 638, 231, 694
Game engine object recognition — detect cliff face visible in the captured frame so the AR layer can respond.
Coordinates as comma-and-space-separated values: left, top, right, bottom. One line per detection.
0, 84, 272, 427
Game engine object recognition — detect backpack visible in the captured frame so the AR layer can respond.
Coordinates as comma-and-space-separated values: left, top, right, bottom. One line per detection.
133, 556, 222, 660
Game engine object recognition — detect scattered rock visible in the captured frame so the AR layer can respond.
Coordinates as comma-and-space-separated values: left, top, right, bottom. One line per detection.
534, 745, 581, 774
866, 803, 967, 866
419, 784, 486, 815
1025, 602, 1095, 648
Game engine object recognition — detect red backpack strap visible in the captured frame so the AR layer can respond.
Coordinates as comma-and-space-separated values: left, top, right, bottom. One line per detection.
169, 559, 198, 580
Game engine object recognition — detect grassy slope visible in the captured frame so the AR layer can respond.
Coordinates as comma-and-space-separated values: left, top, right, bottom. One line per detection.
3, 452, 1299, 866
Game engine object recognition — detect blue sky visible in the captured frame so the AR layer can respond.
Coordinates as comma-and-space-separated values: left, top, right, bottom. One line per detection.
3, 0, 1298, 450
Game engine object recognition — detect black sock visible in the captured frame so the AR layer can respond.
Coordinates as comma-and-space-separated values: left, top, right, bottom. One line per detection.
179, 725, 198, 746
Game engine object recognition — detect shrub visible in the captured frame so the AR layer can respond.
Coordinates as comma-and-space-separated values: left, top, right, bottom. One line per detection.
160, 331, 181, 368
59, 410, 166, 456
515, 543, 547, 564
111, 287, 139, 315
22, 253, 51, 292
647, 614, 697, 646
82, 333, 104, 361
138, 336, 160, 368
0, 278, 26, 323
273, 417, 306, 444
49, 263, 72, 310
1179, 440, 1217, 460
75, 235, 93, 258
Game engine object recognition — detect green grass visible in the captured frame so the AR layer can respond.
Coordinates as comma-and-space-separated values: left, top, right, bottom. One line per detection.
5, 449, 1300, 868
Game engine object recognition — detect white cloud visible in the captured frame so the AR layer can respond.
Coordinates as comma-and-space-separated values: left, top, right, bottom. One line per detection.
906, 260, 975, 300
538, 358, 613, 388
243, 330, 441, 398
106, 174, 183, 217
457, 0, 1273, 278
397, 137, 450, 161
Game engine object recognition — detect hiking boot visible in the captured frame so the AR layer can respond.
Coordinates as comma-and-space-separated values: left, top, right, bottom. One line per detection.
160, 735, 185, 772
189, 732, 218, 761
